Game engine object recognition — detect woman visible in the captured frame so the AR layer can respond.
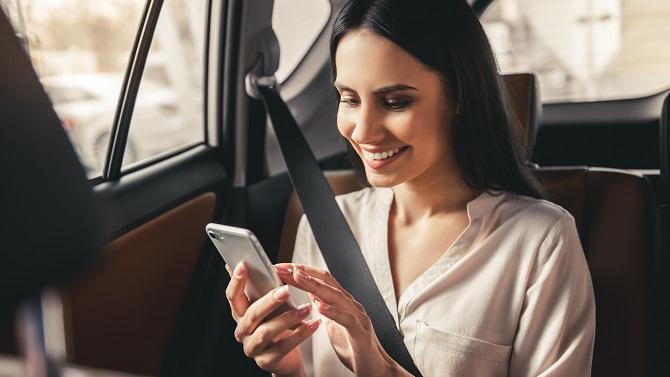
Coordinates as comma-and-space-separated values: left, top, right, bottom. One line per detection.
225, 0, 595, 376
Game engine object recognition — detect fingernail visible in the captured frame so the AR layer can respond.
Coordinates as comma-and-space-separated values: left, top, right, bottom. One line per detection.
273, 285, 290, 301
306, 318, 321, 331
275, 266, 292, 275
235, 262, 246, 277
295, 303, 312, 318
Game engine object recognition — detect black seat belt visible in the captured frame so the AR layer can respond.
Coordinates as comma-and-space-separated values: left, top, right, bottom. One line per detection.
255, 82, 423, 377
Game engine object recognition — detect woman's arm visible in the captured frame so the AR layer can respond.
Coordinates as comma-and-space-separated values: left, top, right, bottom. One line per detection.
510, 214, 596, 377
275, 263, 415, 377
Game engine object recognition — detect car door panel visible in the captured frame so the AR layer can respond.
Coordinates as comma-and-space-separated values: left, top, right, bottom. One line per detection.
64, 192, 218, 376
95, 147, 227, 238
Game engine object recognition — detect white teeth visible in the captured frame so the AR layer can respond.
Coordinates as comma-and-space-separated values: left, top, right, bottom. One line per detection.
363, 147, 404, 161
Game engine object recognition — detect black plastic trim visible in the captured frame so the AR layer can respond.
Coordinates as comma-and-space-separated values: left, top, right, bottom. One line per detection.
95, 145, 226, 239
220, 0, 241, 179
202, 0, 213, 146
103, 0, 164, 181
543, 90, 669, 126
660, 94, 669, 195
120, 141, 204, 177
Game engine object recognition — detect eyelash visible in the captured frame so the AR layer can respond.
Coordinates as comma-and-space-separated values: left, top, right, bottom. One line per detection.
338, 97, 413, 111
385, 99, 412, 111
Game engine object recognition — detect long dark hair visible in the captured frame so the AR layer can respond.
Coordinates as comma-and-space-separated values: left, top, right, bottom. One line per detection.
330, 0, 543, 198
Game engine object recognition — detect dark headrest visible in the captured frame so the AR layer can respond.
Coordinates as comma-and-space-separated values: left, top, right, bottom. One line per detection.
501, 73, 541, 162
0, 8, 102, 311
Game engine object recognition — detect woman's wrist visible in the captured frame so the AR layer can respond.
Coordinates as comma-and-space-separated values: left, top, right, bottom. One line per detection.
382, 353, 414, 377
386, 363, 414, 377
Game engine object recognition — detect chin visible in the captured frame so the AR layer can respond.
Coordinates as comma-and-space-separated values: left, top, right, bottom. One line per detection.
364, 170, 403, 188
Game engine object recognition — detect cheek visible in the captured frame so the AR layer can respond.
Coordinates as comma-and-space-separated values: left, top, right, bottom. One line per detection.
336, 111, 355, 140
396, 112, 451, 153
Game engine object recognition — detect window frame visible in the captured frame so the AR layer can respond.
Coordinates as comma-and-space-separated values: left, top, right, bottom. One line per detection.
103, 0, 212, 181
474, 0, 670, 107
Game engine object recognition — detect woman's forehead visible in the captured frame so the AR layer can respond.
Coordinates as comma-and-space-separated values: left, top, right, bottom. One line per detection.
334, 29, 438, 91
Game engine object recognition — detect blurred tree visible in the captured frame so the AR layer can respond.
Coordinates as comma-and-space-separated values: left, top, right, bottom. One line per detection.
30, 0, 143, 72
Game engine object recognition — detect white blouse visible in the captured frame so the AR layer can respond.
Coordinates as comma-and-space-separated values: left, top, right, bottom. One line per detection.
291, 187, 595, 377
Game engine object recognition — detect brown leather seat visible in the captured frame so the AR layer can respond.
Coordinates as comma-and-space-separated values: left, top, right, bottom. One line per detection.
276, 73, 652, 377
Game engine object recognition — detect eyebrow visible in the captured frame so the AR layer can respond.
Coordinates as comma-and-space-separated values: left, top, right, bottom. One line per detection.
334, 83, 418, 95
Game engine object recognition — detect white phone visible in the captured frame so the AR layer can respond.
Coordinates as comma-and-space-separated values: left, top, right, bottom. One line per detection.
205, 223, 302, 309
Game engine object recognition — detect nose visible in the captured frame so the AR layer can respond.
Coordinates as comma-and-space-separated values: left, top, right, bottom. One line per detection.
351, 102, 384, 144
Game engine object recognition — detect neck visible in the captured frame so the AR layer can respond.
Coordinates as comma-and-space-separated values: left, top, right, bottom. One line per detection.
391, 154, 482, 224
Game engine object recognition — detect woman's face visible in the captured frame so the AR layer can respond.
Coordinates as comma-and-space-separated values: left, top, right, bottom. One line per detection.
335, 29, 457, 188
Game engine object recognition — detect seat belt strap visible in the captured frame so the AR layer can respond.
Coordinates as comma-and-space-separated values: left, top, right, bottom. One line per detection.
256, 83, 423, 377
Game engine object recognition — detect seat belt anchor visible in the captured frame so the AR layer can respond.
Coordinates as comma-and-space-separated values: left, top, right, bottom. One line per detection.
245, 56, 277, 100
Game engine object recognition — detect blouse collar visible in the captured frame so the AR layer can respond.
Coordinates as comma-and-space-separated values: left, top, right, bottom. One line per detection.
377, 187, 505, 222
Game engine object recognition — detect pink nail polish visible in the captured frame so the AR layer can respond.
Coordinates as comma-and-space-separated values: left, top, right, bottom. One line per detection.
306, 318, 321, 331
273, 286, 290, 301
275, 266, 291, 275
295, 303, 311, 318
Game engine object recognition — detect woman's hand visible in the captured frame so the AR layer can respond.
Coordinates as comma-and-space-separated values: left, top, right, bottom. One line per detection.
225, 262, 321, 377
275, 263, 413, 377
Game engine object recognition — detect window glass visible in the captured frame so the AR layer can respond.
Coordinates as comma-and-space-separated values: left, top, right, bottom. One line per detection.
272, 0, 330, 82
124, 0, 206, 170
481, 0, 670, 103
0, 0, 145, 177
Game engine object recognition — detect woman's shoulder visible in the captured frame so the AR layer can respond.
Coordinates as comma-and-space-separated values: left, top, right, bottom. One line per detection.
493, 191, 575, 231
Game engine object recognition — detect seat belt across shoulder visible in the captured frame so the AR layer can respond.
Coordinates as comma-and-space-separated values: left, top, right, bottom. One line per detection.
254, 81, 423, 377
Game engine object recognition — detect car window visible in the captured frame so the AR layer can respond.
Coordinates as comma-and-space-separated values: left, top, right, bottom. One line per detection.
481, 0, 670, 103
123, 0, 206, 171
0, 0, 145, 178
42, 85, 97, 104
272, 0, 330, 82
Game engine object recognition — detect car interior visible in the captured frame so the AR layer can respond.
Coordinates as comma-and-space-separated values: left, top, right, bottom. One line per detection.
1, 0, 668, 376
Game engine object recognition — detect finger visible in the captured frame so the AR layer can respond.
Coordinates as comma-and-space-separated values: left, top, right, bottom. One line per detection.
314, 298, 359, 329
258, 319, 322, 369
293, 264, 348, 293
225, 264, 233, 277
274, 263, 299, 286
290, 268, 352, 306
243, 303, 312, 357
234, 285, 291, 342
277, 264, 354, 302
225, 262, 250, 320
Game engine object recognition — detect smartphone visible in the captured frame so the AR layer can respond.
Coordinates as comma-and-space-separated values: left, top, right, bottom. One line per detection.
205, 223, 302, 309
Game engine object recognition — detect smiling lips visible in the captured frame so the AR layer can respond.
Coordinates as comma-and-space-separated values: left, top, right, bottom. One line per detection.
361, 146, 409, 169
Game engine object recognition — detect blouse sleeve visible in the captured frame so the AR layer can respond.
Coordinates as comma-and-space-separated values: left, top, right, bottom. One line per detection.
509, 213, 596, 377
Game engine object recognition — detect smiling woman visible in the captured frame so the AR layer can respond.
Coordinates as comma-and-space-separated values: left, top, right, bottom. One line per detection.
334, 29, 457, 189
224, 1, 596, 377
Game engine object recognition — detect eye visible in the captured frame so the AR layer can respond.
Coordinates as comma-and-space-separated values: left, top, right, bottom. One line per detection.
339, 97, 360, 108
384, 98, 412, 111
